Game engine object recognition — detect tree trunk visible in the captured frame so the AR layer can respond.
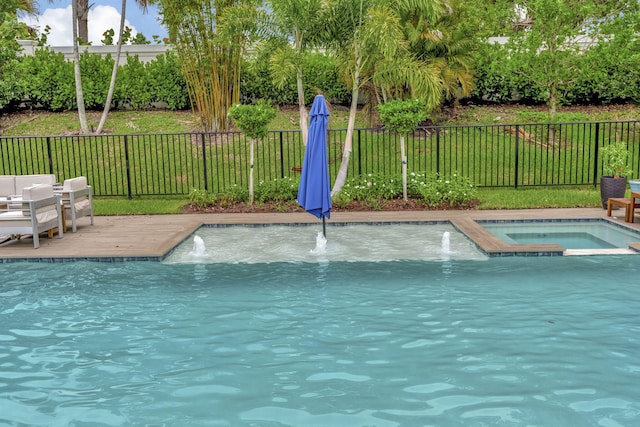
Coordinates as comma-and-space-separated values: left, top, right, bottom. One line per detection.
331, 61, 361, 196
77, 0, 90, 44
96, 0, 127, 134
548, 81, 558, 122
296, 68, 308, 146
72, 0, 89, 134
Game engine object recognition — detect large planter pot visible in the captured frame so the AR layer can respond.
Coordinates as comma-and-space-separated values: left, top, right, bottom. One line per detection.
600, 176, 627, 209
629, 180, 640, 193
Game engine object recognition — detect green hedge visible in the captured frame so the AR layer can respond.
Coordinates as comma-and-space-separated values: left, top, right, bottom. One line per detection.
0, 48, 350, 112
3, 41, 639, 113
1, 49, 189, 111
240, 52, 350, 106
471, 40, 640, 106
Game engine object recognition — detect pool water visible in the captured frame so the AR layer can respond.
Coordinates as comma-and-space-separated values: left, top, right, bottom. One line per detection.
1, 257, 639, 426
481, 220, 640, 249
164, 223, 487, 264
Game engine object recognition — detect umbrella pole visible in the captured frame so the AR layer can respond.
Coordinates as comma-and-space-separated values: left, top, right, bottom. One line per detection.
322, 217, 327, 238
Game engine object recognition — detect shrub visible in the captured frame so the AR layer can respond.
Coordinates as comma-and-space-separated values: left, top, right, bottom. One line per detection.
303, 53, 349, 105
79, 51, 113, 110
336, 173, 402, 202
146, 51, 189, 110
240, 55, 297, 105
0, 18, 26, 110
254, 176, 299, 203
116, 54, 152, 109
189, 188, 216, 208
21, 48, 75, 111
576, 39, 640, 105
470, 43, 517, 104
408, 172, 478, 207
241, 51, 350, 106
217, 185, 249, 206
228, 100, 277, 140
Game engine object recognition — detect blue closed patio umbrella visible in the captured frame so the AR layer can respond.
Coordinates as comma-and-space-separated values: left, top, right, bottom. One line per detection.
297, 95, 332, 237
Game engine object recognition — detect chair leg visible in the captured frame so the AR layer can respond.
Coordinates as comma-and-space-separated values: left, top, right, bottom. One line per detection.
72, 209, 77, 233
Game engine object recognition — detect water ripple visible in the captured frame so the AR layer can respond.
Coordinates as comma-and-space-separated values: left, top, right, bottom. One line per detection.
0, 258, 638, 426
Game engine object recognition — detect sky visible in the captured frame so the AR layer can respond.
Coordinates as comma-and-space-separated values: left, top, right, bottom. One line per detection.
19, 1, 168, 46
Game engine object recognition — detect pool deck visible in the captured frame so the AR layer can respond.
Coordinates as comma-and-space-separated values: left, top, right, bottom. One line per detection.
1, 208, 639, 261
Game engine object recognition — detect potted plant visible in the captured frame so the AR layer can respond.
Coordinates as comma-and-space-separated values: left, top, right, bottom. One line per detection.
600, 141, 633, 209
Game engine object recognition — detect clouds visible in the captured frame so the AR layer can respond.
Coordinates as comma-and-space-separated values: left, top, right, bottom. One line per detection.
19, 5, 139, 46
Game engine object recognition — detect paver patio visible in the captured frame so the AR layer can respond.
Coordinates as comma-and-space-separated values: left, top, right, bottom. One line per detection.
1, 208, 639, 261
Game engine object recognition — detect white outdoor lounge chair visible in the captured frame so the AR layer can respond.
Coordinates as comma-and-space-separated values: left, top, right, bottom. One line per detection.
61, 176, 94, 232
0, 184, 63, 248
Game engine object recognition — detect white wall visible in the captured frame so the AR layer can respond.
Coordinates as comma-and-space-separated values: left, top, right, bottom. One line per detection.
17, 40, 172, 64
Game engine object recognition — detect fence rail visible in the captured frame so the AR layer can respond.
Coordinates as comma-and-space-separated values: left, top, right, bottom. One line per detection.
1, 121, 639, 198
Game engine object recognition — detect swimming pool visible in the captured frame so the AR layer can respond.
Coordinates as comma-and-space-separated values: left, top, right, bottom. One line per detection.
1, 256, 638, 426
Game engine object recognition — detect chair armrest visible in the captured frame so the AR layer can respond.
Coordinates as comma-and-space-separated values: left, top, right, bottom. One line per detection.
28, 195, 61, 210
61, 186, 92, 201
0, 195, 59, 217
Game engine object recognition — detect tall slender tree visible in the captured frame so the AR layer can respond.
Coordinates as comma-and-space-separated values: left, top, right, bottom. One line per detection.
266, 0, 329, 145
323, 0, 372, 196
95, 0, 148, 134
76, 0, 89, 44
71, 0, 89, 133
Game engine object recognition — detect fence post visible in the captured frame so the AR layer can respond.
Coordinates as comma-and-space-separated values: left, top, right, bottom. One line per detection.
436, 128, 440, 175
200, 133, 208, 192
124, 135, 132, 199
593, 123, 600, 187
46, 136, 54, 175
279, 131, 285, 178
357, 129, 362, 176
514, 124, 520, 189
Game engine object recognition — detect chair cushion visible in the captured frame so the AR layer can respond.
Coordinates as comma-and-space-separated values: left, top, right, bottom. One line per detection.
0, 210, 27, 221
0, 176, 16, 197
15, 174, 56, 192
22, 184, 54, 201
22, 184, 58, 223
63, 176, 88, 192
69, 199, 92, 212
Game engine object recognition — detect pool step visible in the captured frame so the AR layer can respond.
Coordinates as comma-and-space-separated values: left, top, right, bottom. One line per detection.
564, 248, 638, 256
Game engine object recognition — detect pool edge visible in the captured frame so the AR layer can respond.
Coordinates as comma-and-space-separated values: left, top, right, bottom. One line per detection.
1, 209, 638, 262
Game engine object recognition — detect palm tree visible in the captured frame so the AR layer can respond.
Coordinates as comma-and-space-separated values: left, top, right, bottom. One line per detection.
323, 0, 371, 196
367, 0, 445, 102
71, 0, 89, 133
328, 0, 447, 196
407, 0, 476, 105
266, 0, 328, 145
95, 0, 148, 134
1, 0, 37, 16
77, 0, 89, 44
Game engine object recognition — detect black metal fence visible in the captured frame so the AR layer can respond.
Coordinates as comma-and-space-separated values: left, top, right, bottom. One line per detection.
1, 121, 638, 198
